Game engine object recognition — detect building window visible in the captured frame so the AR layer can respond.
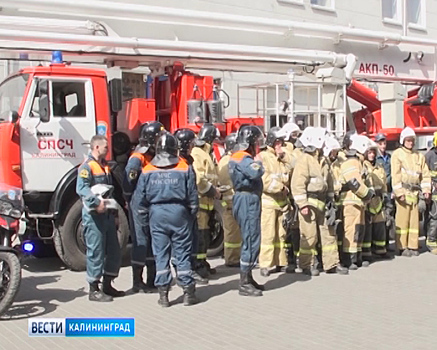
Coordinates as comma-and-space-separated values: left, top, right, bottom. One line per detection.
407, 0, 426, 29
382, 0, 402, 25
310, 0, 335, 11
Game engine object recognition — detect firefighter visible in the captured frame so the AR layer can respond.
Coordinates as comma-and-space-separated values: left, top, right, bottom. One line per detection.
134, 133, 199, 307
76, 135, 124, 302
322, 136, 342, 246
217, 133, 242, 267
229, 125, 265, 296
375, 133, 392, 192
362, 139, 389, 262
174, 128, 208, 285
425, 132, 437, 254
191, 123, 221, 277
277, 122, 302, 270
392, 127, 431, 256
292, 127, 348, 276
322, 137, 344, 256
123, 121, 164, 294
375, 132, 395, 251
338, 134, 374, 269
258, 127, 291, 276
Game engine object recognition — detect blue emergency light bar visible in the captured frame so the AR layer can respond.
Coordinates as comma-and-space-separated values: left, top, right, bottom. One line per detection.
52, 51, 63, 64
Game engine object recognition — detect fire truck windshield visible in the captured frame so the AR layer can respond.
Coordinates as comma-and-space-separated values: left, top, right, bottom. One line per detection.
0, 74, 29, 122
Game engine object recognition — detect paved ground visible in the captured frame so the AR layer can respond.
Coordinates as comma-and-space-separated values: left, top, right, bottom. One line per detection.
1, 241, 437, 350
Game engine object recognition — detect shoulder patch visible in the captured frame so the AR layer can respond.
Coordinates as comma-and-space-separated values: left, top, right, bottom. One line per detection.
79, 169, 89, 178
250, 163, 261, 170
129, 170, 138, 180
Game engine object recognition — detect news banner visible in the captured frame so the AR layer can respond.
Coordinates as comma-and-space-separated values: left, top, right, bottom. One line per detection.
28, 318, 135, 337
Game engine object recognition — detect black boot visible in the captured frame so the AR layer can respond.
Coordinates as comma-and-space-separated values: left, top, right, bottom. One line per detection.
89, 281, 113, 302
203, 260, 216, 275
102, 275, 125, 298
183, 284, 198, 306
131, 266, 152, 293
348, 253, 359, 270
238, 272, 262, 297
302, 266, 320, 276
158, 286, 170, 308
192, 271, 209, 285
248, 270, 265, 291
326, 265, 349, 275
195, 262, 210, 279
146, 264, 157, 289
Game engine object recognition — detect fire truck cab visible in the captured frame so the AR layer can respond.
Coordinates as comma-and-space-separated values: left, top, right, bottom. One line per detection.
0, 52, 251, 270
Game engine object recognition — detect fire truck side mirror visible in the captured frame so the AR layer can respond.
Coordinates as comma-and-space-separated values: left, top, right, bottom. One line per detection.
9, 111, 19, 123
37, 79, 50, 123
109, 79, 123, 113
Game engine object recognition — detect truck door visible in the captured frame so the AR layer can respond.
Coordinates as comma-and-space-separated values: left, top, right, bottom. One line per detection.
20, 77, 96, 192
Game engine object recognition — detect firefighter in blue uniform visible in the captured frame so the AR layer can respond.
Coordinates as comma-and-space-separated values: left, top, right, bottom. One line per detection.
123, 121, 165, 293
229, 125, 265, 297
134, 133, 199, 307
174, 128, 209, 285
76, 135, 124, 302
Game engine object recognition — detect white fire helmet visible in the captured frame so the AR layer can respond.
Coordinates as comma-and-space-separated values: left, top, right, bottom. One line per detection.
367, 139, 378, 152
350, 134, 371, 154
300, 127, 327, 149
323, 136, 341, 157
277, 122, 302, 140
400, 127, 416, 145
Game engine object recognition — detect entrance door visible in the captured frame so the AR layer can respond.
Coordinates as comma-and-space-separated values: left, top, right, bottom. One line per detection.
20, 77, 96, 192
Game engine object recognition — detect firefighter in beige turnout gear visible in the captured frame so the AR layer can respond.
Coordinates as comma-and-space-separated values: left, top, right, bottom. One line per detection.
320, 136, 348, 274
391, 127, 431, 256
291, 127, 348, 276
259, 127, 291, 276
218, 133, 241, 267
278, 122, 302, 269
339, 134, 374, 270
362, 139, 389, 262
191, 123, 221, 276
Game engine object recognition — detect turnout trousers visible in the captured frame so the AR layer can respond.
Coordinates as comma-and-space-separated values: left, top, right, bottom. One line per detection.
395, 200, 419, 250
298, 207, 339, 271
259, 207, 288, 268
363, 211, 387, 258
341, 204, 365, 265
196, 209, 214, 261
222, 202, 241, 265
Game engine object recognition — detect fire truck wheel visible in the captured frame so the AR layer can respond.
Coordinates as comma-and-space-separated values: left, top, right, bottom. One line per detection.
54, 199, 129, 272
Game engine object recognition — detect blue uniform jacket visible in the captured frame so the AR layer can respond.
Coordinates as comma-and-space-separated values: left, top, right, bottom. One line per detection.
376, 152, 392, 192
133, 158, 199, 216
229, 150, 264, 196
122, 152, 151, 203
76, 155, 112, 212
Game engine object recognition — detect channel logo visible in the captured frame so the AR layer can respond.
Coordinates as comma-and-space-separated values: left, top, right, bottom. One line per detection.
28, 318, 135, 337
